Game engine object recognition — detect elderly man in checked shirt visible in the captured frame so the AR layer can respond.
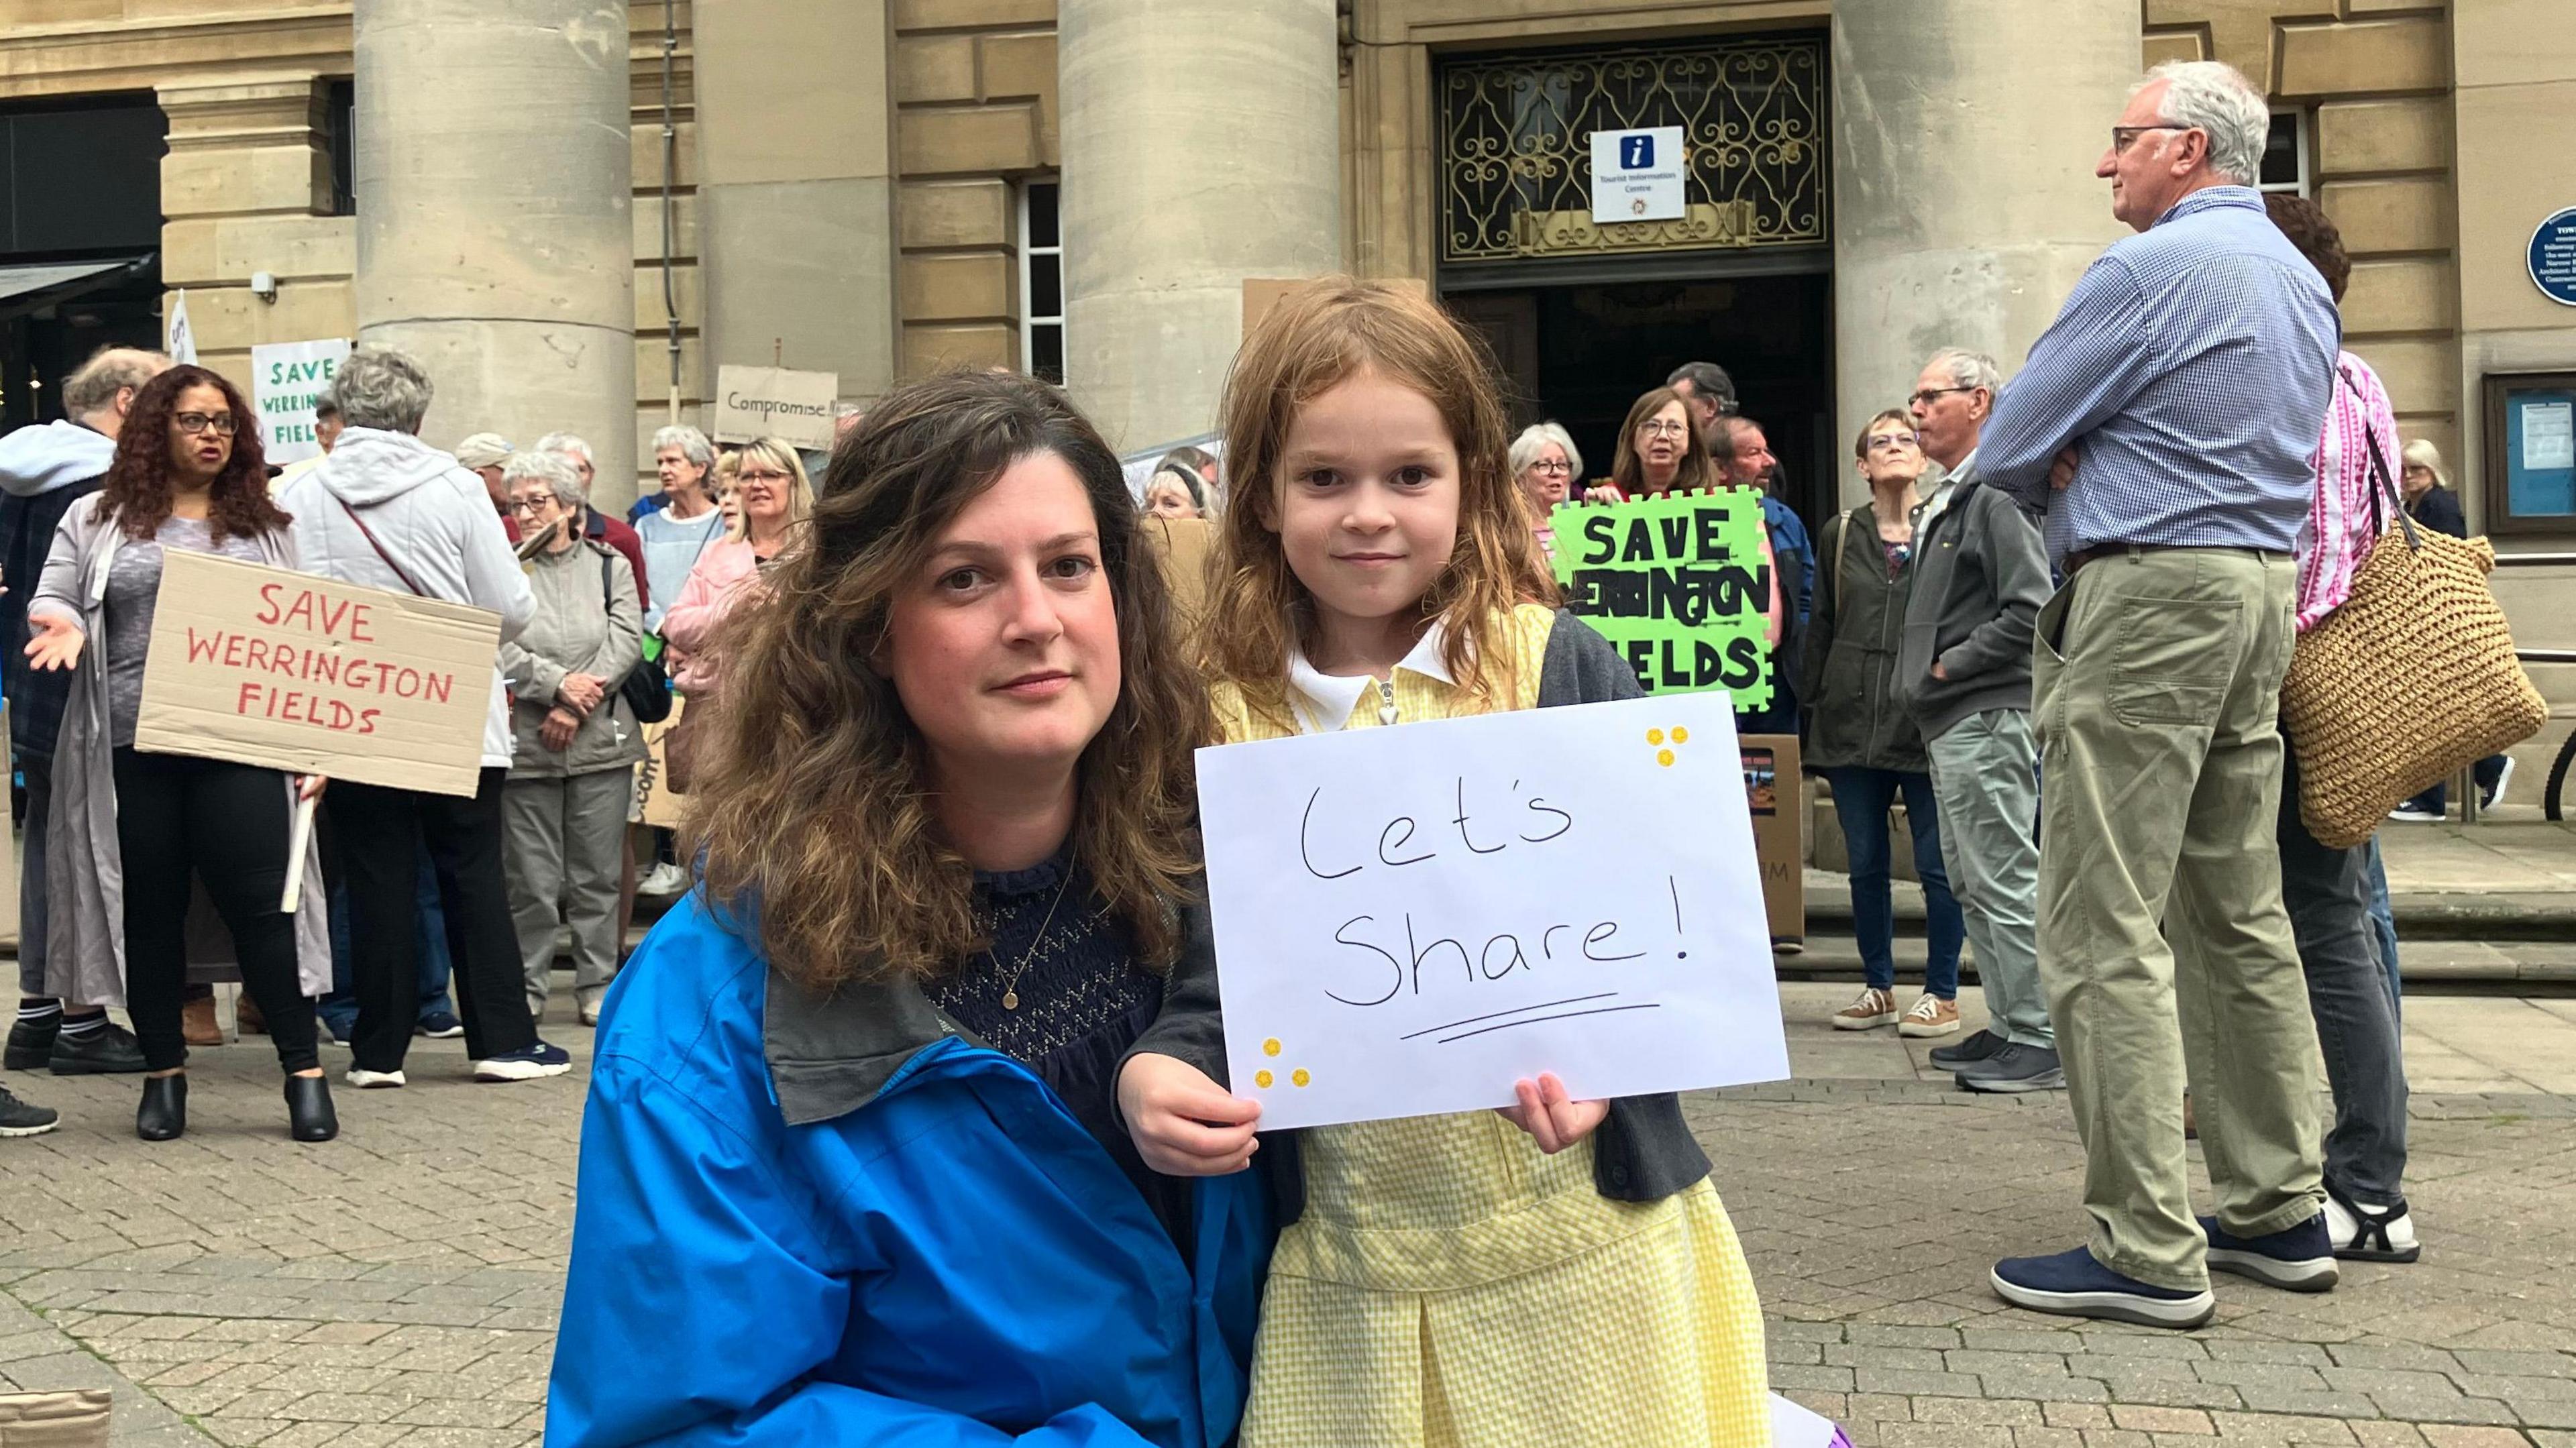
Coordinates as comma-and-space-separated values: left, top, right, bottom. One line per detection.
1975, 60, 2343, 1331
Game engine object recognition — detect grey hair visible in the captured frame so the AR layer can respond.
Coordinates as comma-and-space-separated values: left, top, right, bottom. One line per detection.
2140, 60, 2269, 186
333, 347, 436, 433
1925, 347, 2005, 403
533, 431, 594, 468
60, 346, 170, 416
649, 424, 714, 471
1664, 361, 1737, 412
1508, 422, 1584, 482
500, 449, 586, 509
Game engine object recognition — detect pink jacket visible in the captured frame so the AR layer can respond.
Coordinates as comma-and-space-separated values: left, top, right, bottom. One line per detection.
659, 537, 765, 694
2296, 352, 2401, 633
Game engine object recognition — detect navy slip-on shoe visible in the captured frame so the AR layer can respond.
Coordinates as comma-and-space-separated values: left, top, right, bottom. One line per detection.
1991, 1245, 2215, 1329
2200, 1212, 2339, 1292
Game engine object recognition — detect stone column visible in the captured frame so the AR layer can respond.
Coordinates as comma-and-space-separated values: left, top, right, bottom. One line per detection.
352, 0, 637, 506
695, 0, 896, 414
1831, 0, 2139, 504
1057, 0, 1341, 452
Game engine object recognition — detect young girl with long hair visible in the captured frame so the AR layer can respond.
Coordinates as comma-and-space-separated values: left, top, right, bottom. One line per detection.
1118, 279, 1773, 1446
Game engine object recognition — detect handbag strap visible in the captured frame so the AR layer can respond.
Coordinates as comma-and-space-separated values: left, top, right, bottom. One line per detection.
333, 494, 430, 597
2340, 362, 2422, 555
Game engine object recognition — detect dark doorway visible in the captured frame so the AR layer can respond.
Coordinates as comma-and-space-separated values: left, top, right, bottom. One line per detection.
1, 94, 168, 432
1448, 270, 1836, 538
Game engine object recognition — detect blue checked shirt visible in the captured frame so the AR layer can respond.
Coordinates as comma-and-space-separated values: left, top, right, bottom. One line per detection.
1982, 186, 2342, 568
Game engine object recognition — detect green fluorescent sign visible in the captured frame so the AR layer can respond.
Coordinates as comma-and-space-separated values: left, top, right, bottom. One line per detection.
1552, 488, 1774, 710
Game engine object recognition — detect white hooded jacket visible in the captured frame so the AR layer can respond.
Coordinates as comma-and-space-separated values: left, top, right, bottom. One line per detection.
0, 418, 115, 498
274, 427, 536, 769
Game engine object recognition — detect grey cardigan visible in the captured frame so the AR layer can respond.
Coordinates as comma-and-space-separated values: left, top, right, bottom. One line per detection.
1893, 472, 2052, 742
29, 494, 331, 1011
1122, 608, 1713, 1225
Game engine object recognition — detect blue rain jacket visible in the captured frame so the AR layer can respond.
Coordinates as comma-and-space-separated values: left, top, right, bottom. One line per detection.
546, 893, 1271, 1446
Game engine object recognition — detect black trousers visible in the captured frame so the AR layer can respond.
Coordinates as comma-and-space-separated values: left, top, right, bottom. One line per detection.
329, 768, 536, 1072
112, 748, 318, 1074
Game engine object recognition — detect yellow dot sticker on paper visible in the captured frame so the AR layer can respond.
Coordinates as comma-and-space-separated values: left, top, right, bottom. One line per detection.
1672, 726, 1689, 743
1255, 1070, 1275, 1089
1262, 1038, 1282, 1057
1657, 748, 1675, 767
1291, 1068, 1311, 1087
1646, 728, 1664, 745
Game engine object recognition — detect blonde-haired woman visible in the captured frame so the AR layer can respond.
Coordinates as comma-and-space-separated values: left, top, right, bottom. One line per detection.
660, 437, 810, 697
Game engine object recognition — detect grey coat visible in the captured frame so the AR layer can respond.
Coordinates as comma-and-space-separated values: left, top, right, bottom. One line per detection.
498, 537, 647, 779
1893, 471, 2052, 742
29, 494, 332, 1011
1119, 609, 1714, 1225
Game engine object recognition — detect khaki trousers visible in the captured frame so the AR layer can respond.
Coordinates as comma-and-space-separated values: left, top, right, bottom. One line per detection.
1926, 709, 2048, 1048
2032, 547, 2322, 1291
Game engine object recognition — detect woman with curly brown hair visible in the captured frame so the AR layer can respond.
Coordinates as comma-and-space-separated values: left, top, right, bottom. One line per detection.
23, 365, 334, 1142
546, 370, 1272, 1447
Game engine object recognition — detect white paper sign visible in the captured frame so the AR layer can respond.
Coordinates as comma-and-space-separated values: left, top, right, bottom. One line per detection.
2523, 400, 2575, 471
1771, 1392, 1844, 1448
1197, 693, 1787, 1132
714, 364, 839, 449
164, 289, 197, 365
252, 339, 351, 465
1591, 126, 1687, 223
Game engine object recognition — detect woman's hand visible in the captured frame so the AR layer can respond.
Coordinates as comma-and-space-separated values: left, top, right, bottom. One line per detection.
1118, 1052, 1261, 1176
294, 774, 329, 801
23, 614, 85, 673
541, 707, 582, 752
1585, 482, 1628, 506
557, 672, 608, 714
1496, 1072, 1607, 1155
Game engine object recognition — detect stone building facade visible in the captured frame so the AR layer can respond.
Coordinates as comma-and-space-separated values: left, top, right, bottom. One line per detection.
4, 0, 2569, 780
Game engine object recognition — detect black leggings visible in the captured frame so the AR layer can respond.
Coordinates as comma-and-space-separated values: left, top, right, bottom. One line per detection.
112, 748, 319, 1074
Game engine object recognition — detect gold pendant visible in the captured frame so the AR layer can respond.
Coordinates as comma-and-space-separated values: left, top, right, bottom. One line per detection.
1002, 990, 1019, 1011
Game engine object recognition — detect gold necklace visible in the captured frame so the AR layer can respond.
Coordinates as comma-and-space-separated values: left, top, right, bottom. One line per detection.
990, 867, 1074, 1011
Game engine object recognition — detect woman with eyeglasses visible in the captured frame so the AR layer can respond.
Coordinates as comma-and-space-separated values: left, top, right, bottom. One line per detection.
497, 451, 646, 1027
1507, 421, 1582, 563
1802, 409, 1968, 1041
1598, 386, 1716, 504
23, 365, 335, 1141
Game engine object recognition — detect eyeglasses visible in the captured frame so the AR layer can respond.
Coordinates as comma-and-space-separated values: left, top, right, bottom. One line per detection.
737, 469, 792, 486
1638, 420, 1692, 439
174, 411, 237, 436
2110, 123, 2186, 155
506, 498, 559, 516
1909, 386, 1976, 409
1526, 459, 1573, 476
1866, 432, 1922, 453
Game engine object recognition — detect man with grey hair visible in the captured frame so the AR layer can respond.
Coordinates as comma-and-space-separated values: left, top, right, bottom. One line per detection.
628, 422, 714, 524
1665, 360, 1737, 438
1896, 347, 2055, 1094
276, 346, 565, 1086
1979, 60, 2342, 1327
0, 346, 165, 1082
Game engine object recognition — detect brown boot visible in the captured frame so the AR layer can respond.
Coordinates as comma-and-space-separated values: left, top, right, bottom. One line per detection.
235, 991, 267, 1036
182, 994, 223, 1046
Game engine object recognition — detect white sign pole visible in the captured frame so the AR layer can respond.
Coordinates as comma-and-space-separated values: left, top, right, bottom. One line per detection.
165, 290, 198, 366
1196, 692, 1787, 1131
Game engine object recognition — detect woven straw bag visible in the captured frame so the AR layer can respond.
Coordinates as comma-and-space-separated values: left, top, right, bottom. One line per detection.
2282, 421, 2546, 848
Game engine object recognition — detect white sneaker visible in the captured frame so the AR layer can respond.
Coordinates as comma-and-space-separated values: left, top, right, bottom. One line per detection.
345, 1068, 406, 1089
637, 862, 689, 897
2482, 757, 2516, 810
2324, 1188, 2420, 1263
2386, 807, 2440, 823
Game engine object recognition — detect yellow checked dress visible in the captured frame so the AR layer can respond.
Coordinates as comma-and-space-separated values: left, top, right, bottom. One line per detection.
1216, 604, 1772, 1448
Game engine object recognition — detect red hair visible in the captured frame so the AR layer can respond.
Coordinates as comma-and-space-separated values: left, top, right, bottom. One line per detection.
102, 366, 289, 543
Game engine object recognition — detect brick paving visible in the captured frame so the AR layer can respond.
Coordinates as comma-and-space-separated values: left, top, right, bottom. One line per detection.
3, 993, 2573, 1447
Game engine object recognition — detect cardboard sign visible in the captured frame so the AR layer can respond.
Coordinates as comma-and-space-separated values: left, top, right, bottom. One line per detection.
713, 365, 839, 449
252, 338, 352, 465
1143, 515, 1214, 626
1554, 488, 1775, 710
1742, 734, 1806, 944
1197, 692, 1788, 1131
135, 552, 500, 796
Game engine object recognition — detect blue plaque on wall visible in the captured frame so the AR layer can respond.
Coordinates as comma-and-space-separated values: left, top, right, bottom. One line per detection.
2532, 209, 2576, 308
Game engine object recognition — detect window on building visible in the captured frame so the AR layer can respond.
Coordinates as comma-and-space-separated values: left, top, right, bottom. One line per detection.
2259, 110, 2308, 197
323, 79, 357, 217
1020, 178, 1064, 384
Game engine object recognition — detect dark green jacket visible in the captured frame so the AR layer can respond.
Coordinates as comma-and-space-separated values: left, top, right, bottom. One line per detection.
1799, 502, 1929, 773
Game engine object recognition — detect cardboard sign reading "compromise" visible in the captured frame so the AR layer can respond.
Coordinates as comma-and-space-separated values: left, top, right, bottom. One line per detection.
135, 551, 500, 796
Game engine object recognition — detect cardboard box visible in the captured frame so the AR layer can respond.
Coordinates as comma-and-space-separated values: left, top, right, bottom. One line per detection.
1740, 733, 1804, 945
1143, 515, 1215, 626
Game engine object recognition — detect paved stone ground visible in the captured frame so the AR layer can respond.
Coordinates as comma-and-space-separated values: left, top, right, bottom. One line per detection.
4, 988, 2574, 1447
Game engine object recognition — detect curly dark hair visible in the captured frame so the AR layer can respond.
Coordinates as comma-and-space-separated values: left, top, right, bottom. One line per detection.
685, 368, 1211, 987
102, 365, 288, 543
2263, 193, 2350, 304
